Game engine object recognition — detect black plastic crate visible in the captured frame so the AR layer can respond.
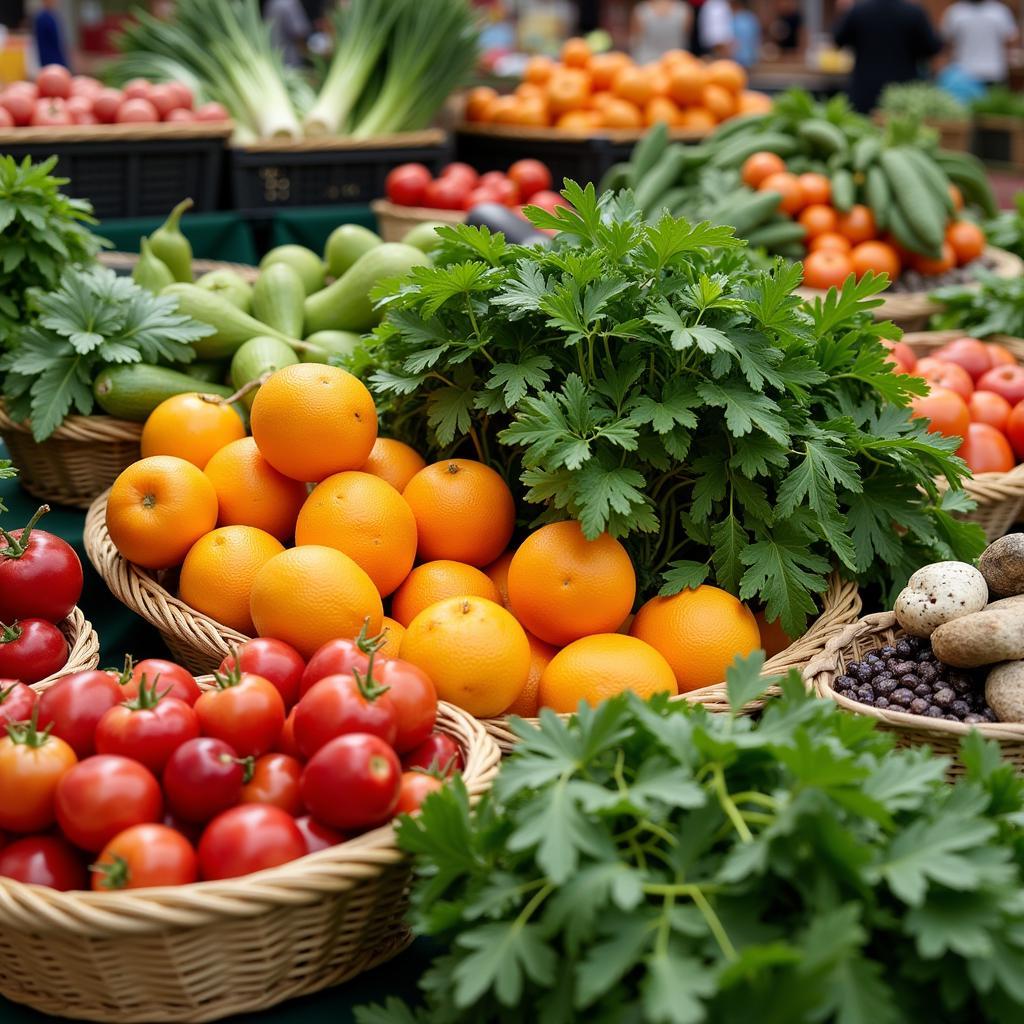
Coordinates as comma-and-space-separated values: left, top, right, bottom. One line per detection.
972, 116, 1024, 170
228, 130, 450, 214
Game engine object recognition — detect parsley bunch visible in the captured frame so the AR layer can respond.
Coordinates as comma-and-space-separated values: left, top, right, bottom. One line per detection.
0, 265, 213, 440
369, 183, 983, 634
931, 269, 1024, 339
359, 655, 1024, 1024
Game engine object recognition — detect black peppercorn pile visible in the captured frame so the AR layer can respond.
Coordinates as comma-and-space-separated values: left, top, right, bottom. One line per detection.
834, 636, 998, 724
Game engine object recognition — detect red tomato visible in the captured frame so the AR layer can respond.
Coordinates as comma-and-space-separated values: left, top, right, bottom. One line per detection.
195, 669, 285, 757
293, 673, 397, 758
116, 97, 159, 123
55, 755, 163, 852
122, 78, 152, 101
957, 422, 1015, 474
162, 737, 250, 824
507, 159, 552, 202
217, 638, 305, 709
919, 360, 974, 400
988, 343, 1018, 367
166, 81, 193, 109
880, 339, 917, 374
67, 96, 98, 124
123, 658, 201, 706
527, 189, 570, 214
165, 108, 194, 123
0, 681, 37, 727
91, 87, 123, 123
395, 771, 443, 815
91, 823, 197, 890
0, 619, 67, 685
934, 337, 993, 381
442, 162, 480, 188
0, 106, 12, 129
294, 815, 344, 853
0, 507, 83, 625
300, 638, 370, 697
301, 733, 401, 831
374, 659, 437, 753
69, 75, 102, 98
401, 732, 464, 776
385, 163, 432, 206
977, 365, 1024, 406
463, 185, 502, 210
37, 669, 123, 758
147, 83, 181, 118
968, 390, 1012, 433
30, 97, 72, 126
0, 835, 86, 890
909, 386, 970, 439
95, 684, 200, 775
0, 88, 34, 125
423, 177, 470, 211
0, 718, 77, 833
275, 706, 301, 758
36, 65, 71, 99
240, 753, 304, 815
197, 805, 306, 880
1005, 399, 1024, 459
194, 101, 230, 121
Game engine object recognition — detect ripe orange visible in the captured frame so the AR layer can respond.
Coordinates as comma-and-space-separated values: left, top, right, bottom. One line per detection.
106, 456, 218, 570
249, 545, 383, 659
808, 231, 852, 254
400, 596, 530, 717
802, 248, 854, 290
490, 95, 524, 124
561, 37, 591, 68
507, 520, 636, 647
502, 632, 558, 718
516, 97, 550, 127
755, 610, 793, 659
850, 240, 901, 280
556, 109, 600, 131
667, 62, 707, 107
648, 69, 670, 98
612, 65, 655, 108
589, 52, 630, 91
524, 55, 555, 85
391, 560, 501, 627
759, 171, 804, 215
250, 364, 378, 483
701, 83, 736, 121
912, 242, 956, 276
140, 393, 245, 470
677, 107, 716, 130
741, 151, 786, 188
798, 203, 839, 239
601, 97, 644, 129
484, 550, 514, 609
465, 86, 499, 121
547, 69, 592, 115
203, 437, 308, 543
402, 459, 515, 567
946, 220, 986, 266
378, 615, 405, 659
836, 204, 877, 245
644, 96, 680, 127
539, 634, 677, 713
949, 184, 964, 211
179, 526, 284, 634
797, 173, 831, 207
629, 585, 760, 692
295, 471, 417, 597
706, 59, 746, 94
737, 90, 773, 114
360, 437, 427, 493
515, 82, 546, 102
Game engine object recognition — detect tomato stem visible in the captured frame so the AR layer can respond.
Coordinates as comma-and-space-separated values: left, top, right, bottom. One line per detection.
0, 621, 24, 645
0, 504, 50, 560
6, 708, 54, 747
125, 673, 171, 710
89, 854, 129, 890
352, 619, 390, 702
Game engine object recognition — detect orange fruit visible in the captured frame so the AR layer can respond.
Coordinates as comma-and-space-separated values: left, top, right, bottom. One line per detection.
465, 86, 499, 121
547, 69, 591, 115
644, 96, 680, 126
802, 248, 855, 290
629, 585, 760, 692
850, 240, 901, 280
677, 107, 716, 130
391, 560, 501, 628
378, 615, 405, 659
361, 437, 427, 493
484, 550, 514, 609
250, 364, 377, 483
590, 90, 614, 111
516, 82, 545, 101
667, 62, 707, 106
589, 52, 630, 90
249, 545, 383, 659
561, 37, 592, 68
737, 90, 773, 114
524, 55, 555, 85
701, 83, 736, 121
489, 95, 524, 124
648, 69, 670, 98
601, 97, 643, 129
741, 151, 786, 188
516, 97, 550, 127
203, 437, 308, 543
759, 171, 804, 215
502, 632, 558, 718
946, 220, 986, 265
140, 393, 245, 470
808, 231, 852, 254
755, 610, 793, 660
836, 204, 877, 245
612, 65, 655, 107
402, 459, 515, 567
179, 526, 284, 634
507, 520, 636, 647
797, 172, 831, 207
106, 456, 218, 570
949, 184, 964, 211
556, 109, 600, 132
912, 241, 956, 276
295, 471, 417, 597
400, 596, 530, 717
798, 204, 839, 239
538, 634, 676, 712
706, 59, 746, 94
660, 49, 695, 69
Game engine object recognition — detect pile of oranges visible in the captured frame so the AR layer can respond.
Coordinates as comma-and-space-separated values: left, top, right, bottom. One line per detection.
105, 364, 773, 721
740, 150, 987, 290
465, 37, 770, 132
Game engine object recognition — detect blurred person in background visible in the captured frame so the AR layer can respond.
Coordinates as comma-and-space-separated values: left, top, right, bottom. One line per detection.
942, 0, 1018, 87
769, 0, 803, 55
631, 0, 691, 64
732, 0, 761, 67
266, 0, 312, 67
699, 0, 735, 55
519, 0, 575, 55
32, 0, 67, 68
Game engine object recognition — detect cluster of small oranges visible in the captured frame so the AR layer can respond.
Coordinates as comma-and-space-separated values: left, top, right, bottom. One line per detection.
466, 37, 770, 133
107, 364, 770, 720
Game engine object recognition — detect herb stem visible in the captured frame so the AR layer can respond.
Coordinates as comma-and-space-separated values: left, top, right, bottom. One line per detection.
711, 765, 753, 844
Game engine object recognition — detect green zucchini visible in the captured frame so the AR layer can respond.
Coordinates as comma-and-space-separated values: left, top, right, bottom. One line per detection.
252, 262, 306, 339
260, 245, 326, 296
230, 337, 300, 409
195, 269, 254, 312
93, 364, 233, 422
325, 224, 382, 278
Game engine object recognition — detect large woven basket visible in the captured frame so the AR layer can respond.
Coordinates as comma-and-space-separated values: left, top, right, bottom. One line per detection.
0, 699, 500, 1024
371, 198, 465, 243
37, 606, 102, 690
903, 329, 1024, 540
806, 611, 1024, 776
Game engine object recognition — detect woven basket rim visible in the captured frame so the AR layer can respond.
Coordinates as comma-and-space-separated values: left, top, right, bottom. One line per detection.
37, 607, 101, 690
229, 128, 446, 153
0, 401, 142, 443
97, 251, 260, 284
370, 198, 467, 223
0, 122, 232, 145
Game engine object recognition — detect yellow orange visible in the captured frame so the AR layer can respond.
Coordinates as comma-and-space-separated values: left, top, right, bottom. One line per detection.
140, 393, 245, 469
378, 616, 406, 659
391, 560, 501, 627
502, 632, 558, 718
484, 550, 515, 609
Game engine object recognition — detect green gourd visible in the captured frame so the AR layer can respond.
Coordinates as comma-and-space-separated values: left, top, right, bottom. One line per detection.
132, 238, 175, 293
148, 198, 195, 282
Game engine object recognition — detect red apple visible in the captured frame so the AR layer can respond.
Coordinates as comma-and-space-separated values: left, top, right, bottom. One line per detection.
977, 364, 1024, 406
933, 337, 993, 381
194, 101, 230, 121
92, 88, 123, 123
122, 78, 152, 101
115, 97, 159, 123
36, 65, 71, 99
30, 97, 72, 127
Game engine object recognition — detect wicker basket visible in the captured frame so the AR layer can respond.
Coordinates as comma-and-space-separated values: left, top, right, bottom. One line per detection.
0, 699, 499, 1024
903, 329, 1024, 540
806, 611, 1024, 776
371, 198, 466, 243
480, 571, 863, 754
35, 607, 102, 690
97, 251, 260, 284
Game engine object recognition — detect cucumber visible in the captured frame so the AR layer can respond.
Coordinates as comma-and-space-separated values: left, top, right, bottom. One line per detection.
93, 364, 233, 422
830, 168, 856, 213
599, 161, 634, 194
260, 245, 326, 296
865, 166, 891, 231
746, 221, 807, 250
634, 144, 690, 211
303, 243, 431, 335
252, 262, 306, 338
325, 224, 382, 279
709, 132, 798, 168
852, 135, 882, 172
881, 149, 945, 254
184, 360, 229, 384
630, 122, 669, 182
301, 330, 362, 364
725, 190, 783, 235
195, 269, 254, 312
230, 336, 300, 409
797, 120, 847, 156
401, 221, 447, 254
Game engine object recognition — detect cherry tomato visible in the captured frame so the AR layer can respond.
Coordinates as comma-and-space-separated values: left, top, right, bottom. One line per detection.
123, 658, 201, 706
301, 733, 401, 831
957, 422, 1015, 474
95, 681, 200, 775
240, 753, 304, 815
488, 177, 520, 207
442, 162, 480, 189
217, 639, 305, 709
401, 733, 464, 776
0, 619, 67, 684
197, 805, 306, 880
463, 185, 502, 210
423, 177, 469, 211
162, 737, 251, 824
374, 659, 437, 753
55, 755, 163, 852
919, 360, 974, 400
977, 365, 1024, 406
527, 189, 570, 214
988, 343, 1018, 368
968, 390, 1012, 433
274, 707, 301, 758
195, 667, 285, 757
507, 159, 552, 202
37, 669, 123, 758
294, 815, 345, 855
934, 337, 993, 381
300, 638, 370, 698
0, 506, 83, 623
293, 674, 397, 758
385, 163, 432, 206
909, 386, 970, 439
880, 339, 916, 374
1005, 399, 1024, 460
91, 823, 198, 890
0, 681, 37, 727
0, 718, 77, 832
394, 771, 443, 815
0, 835, 86, 890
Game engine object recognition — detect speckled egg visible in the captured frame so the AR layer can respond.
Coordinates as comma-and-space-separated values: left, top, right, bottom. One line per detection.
985, 662, 1024, 723
894, 561, 989, 638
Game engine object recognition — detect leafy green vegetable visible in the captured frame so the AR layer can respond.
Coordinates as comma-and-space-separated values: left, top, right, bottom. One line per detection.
930, 268, 1024, 338
880, 82, 968, 123
368, 183, 983, 634
0, 265, 213, 440
984, 191, 1024, 260
0, 459, 14, 514
359, 655, 1024, 1024
0, 156, 103, 344
972, 87, 1024, 120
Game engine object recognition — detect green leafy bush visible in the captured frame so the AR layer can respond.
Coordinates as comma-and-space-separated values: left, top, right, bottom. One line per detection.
931, 269, 1024, 338
880, 82, 968, 122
